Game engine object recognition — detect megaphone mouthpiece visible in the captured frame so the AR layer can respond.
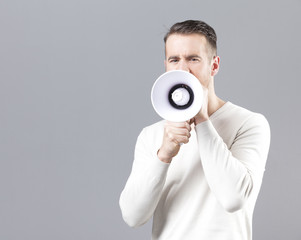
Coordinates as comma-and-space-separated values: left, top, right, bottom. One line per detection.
168, 84, 194, 110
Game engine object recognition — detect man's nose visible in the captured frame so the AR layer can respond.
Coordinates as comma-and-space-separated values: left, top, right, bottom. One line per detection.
176, 60, 190, 72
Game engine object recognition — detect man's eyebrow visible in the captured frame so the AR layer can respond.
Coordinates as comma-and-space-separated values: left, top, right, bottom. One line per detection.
186, 55, 202, 59
167, 55, 202, 61
167, 56, 180, 61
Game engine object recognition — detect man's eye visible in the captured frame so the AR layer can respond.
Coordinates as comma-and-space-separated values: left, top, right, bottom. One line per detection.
169, 59, 178, 63
191, 58, 199, 62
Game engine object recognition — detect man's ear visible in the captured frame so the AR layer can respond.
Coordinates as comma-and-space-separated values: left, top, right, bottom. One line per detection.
211, 56, 220, 76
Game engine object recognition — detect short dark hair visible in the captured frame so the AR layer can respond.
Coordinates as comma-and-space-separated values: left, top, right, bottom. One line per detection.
164, 20, 217, 57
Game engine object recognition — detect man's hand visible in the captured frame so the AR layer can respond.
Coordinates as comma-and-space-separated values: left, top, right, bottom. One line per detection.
157, 121, 192, 163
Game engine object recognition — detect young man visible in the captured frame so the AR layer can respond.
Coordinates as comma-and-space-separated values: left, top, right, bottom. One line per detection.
120, 20, 270, 240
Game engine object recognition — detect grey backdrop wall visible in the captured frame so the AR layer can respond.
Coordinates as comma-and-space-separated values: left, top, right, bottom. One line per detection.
0, 0, 300, 239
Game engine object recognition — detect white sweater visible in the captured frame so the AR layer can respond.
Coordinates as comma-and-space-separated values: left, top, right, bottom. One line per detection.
120, 102, 270, 240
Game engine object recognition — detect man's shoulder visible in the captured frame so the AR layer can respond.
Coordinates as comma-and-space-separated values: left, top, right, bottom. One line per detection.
229, 103, 270, 137
212, 102, 270, 135
217, 102, 268, 123
136, 121, 164, 151
211, 102, 270, 148
138, 120, 164, 141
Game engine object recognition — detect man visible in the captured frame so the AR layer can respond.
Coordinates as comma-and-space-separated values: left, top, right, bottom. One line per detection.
119, 20, 270, 240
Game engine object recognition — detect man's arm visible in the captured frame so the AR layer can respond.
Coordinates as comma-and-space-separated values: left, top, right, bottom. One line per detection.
195, 114, 270, 212
119, 127, 169, 227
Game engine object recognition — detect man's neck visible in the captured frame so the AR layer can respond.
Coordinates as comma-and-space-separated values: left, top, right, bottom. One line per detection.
208, 93, 226, 117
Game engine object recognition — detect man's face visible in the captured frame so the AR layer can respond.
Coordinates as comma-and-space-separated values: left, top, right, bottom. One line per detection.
165, 33, 218, 88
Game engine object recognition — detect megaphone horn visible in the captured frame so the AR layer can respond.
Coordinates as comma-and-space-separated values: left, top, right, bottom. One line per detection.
151, 70, 203, 122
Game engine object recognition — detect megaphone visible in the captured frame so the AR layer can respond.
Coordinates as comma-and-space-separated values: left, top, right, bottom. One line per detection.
151, 70, 203, 122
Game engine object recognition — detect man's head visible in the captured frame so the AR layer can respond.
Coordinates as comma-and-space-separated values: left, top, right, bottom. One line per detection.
164, 20, 217, 60
164, 20, 220, 89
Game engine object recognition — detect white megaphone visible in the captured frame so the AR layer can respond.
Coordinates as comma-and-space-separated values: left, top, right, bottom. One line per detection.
151, 70, 203, 122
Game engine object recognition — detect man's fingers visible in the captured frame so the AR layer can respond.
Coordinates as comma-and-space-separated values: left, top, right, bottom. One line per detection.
165, 121, 192, 131
166, 126, 191, 136
159, 121, 193, 162
164, 123, 191, 145
175, 134, 190, 144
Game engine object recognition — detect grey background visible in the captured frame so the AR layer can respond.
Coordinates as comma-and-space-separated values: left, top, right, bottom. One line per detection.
0, 0, 300, 239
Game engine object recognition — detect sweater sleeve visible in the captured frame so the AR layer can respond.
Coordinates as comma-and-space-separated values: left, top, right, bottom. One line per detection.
119, 127, 169, 227
195, 114, 270, 212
